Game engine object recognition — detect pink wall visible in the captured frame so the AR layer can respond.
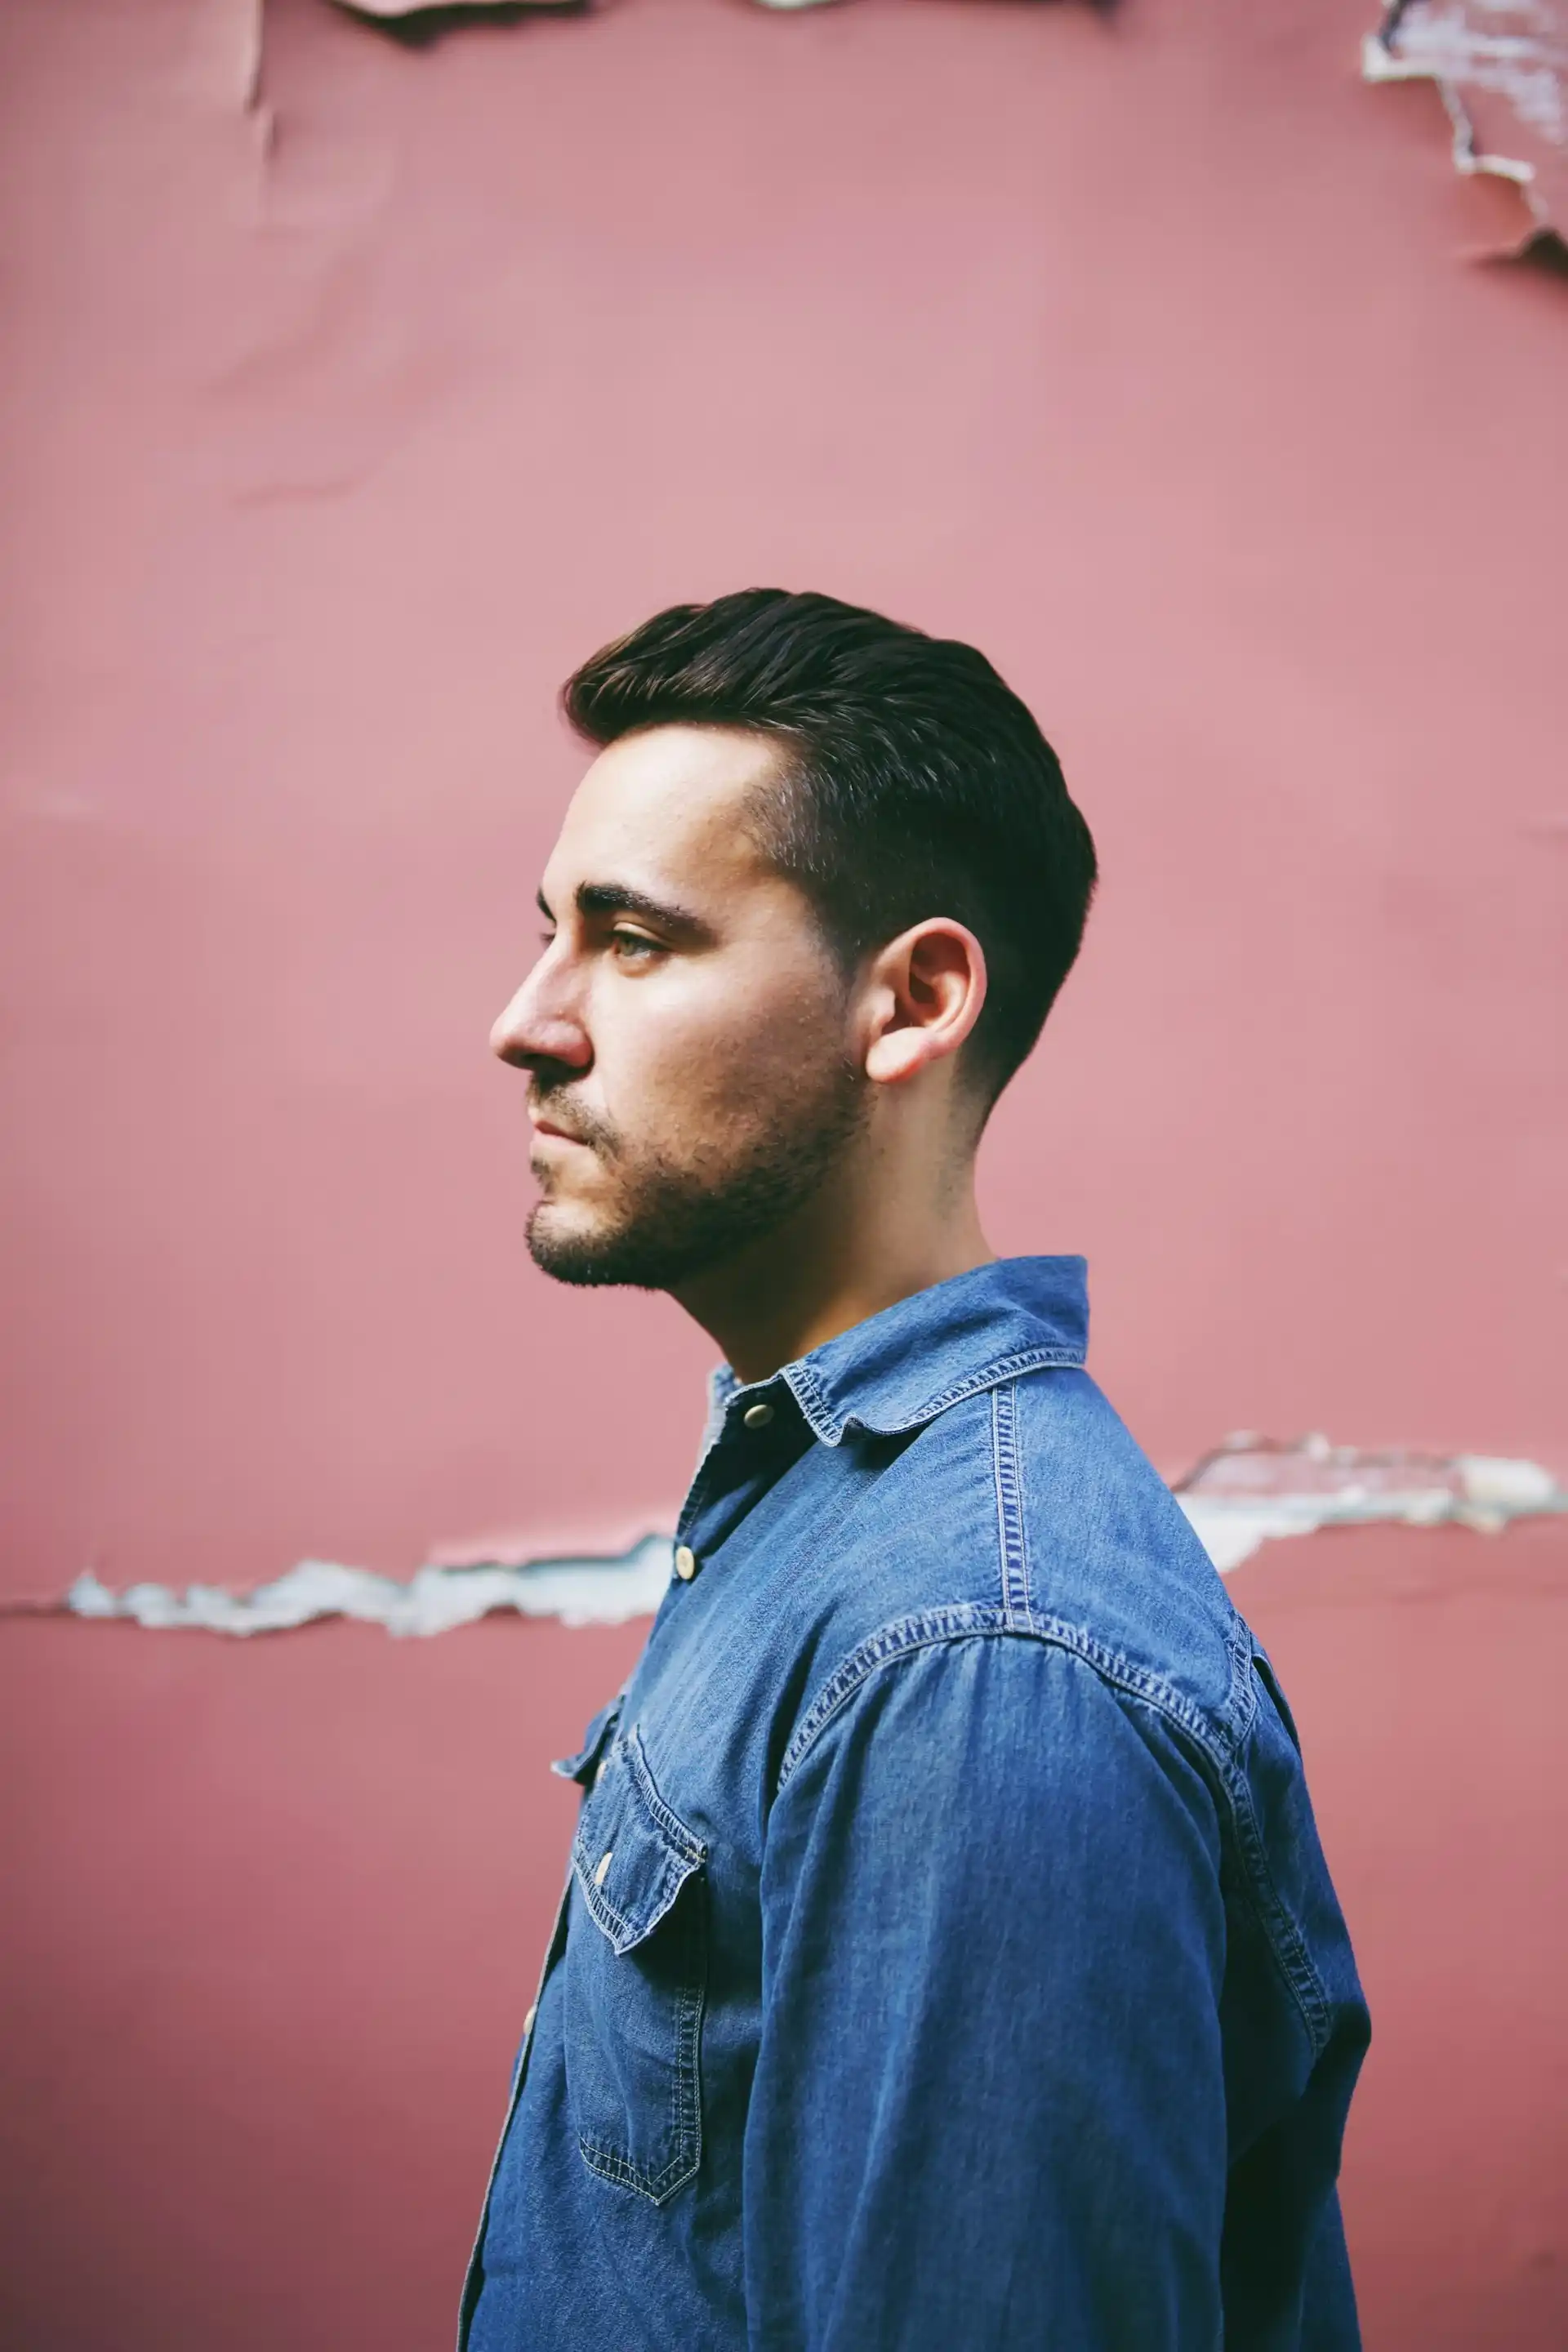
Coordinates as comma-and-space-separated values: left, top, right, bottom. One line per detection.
2, 1, 1564, 2343
4, 1525, 1564, 2350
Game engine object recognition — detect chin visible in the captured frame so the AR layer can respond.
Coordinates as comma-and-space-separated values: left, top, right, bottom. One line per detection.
526, 1202, 624, 1286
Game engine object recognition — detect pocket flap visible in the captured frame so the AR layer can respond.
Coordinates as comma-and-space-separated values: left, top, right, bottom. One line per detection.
571, 1727, 706, 1956
552, 1688, 627, 1786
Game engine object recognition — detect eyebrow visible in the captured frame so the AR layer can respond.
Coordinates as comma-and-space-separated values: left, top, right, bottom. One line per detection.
537, 881, 715, 943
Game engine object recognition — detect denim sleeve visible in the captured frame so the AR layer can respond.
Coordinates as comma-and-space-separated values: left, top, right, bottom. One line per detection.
745, 1633, 1229, 2351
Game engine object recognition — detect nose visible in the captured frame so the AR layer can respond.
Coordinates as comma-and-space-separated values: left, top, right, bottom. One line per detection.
490, 965, 592, 1074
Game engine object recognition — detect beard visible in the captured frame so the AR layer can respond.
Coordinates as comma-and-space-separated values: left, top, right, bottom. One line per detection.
526, 1054, 866, 1293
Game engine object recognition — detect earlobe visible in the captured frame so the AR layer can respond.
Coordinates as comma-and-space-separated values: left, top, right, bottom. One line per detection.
865, 1028, 932, 1085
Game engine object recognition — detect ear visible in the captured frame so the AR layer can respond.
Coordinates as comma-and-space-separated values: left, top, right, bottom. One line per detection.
862, 920, 987, 1088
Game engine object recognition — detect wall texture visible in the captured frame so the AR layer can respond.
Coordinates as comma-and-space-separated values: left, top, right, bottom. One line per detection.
2, 1, 1564, 2345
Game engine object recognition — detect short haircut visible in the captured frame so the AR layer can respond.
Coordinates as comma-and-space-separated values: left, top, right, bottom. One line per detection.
562, 589, 1098, 1108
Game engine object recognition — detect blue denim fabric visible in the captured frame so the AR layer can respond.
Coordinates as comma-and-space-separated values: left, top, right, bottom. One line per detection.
461, 1258, 1369, 2351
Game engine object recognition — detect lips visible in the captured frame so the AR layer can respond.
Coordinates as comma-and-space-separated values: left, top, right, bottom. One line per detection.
529, 1110, 587, 1144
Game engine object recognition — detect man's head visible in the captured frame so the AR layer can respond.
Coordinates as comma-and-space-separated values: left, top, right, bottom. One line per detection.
492, 589, 1096, 1294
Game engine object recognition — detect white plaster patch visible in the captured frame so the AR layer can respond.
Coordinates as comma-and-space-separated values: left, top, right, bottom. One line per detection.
1174, 1432, 1567, 1574
1364, 1, 1568, 248
63, 1537, 674, 1637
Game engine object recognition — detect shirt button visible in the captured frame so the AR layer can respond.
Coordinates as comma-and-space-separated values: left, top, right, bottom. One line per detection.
523, 2003, 537, 2034
742, 1400, 774, 1430
594, 1848, 613, 1886
674, 1544, 697, 1580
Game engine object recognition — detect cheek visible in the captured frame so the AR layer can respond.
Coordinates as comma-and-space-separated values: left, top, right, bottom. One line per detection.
598, 969, 840, 1139
685, 994, 843, 1131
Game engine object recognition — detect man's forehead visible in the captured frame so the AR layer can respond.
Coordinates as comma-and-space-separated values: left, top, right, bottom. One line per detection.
550, 724, 782, 893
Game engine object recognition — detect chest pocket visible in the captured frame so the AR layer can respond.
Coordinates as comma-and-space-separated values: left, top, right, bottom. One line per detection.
564, 1722, 708, 2204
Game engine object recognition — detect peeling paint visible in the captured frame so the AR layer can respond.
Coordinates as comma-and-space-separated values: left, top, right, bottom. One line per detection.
56, 1539, 673, 1637
1174, 1433, 1568, 1574
1365, 0, 1568, 260
10, 1439, 1561, 1637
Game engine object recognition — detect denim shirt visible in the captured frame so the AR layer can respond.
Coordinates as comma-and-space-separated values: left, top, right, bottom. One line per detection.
461, 1258, 1369, 2351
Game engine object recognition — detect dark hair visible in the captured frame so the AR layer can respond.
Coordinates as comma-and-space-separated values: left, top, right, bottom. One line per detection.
562, 589, 1098, 1107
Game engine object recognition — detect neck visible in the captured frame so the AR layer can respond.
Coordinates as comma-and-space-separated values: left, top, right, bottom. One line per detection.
673, 1150, 995, 1387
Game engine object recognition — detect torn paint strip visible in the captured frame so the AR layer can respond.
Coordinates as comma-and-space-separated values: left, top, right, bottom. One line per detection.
62, 1537, 674, 1637
13, 1438, 1565, 1636
1173, 1433, 1568, 1574
1364, 1, 1568, 259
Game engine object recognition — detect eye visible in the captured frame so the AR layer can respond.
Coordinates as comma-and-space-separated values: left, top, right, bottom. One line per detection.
610, 929, 662, 965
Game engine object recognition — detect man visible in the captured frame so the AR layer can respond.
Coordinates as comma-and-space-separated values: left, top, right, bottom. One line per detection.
461, 590, 1368, 2350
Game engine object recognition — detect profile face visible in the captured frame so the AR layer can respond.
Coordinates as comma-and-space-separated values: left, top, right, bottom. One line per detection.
490, 724, 865, 1291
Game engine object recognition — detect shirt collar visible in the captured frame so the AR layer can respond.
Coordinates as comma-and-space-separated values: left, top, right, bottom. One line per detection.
706, 1255, 1088, 1450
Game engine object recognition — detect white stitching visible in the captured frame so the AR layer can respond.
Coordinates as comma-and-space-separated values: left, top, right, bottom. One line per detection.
991, 1382, 1031, 1625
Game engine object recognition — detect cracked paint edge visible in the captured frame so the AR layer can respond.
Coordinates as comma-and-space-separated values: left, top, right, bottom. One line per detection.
1363, 1, 1568, 256
1172, 1433, 1568, 1574
55, 1535, 676, 1637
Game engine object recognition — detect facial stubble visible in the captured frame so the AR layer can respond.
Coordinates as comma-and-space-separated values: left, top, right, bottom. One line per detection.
526, 1051, 867, 1294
